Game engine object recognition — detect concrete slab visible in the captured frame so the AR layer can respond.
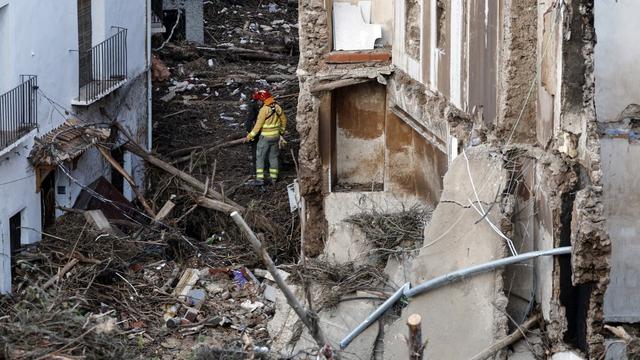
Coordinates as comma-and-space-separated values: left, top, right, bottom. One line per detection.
551, 351, 585, 360
383, 146, 508, 360
604, 340, 628, 360
292, 298, 379, 360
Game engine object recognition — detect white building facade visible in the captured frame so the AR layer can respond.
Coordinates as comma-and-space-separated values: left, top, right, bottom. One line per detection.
0, 0, 153, 294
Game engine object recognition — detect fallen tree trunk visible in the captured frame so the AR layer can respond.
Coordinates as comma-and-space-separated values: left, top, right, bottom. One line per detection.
123, 142, 243, 211
230, 212, 329, 351
124, 140, 278, 234
196, 196, 238, 215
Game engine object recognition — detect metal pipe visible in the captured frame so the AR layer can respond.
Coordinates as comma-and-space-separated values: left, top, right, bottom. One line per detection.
339, 247, 571, 349
404, 246, 571, 297
340, 282, 410, 349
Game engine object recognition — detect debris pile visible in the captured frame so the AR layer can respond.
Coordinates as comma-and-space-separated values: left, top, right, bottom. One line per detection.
1, 212, 295, 358
345, 204, 433, 259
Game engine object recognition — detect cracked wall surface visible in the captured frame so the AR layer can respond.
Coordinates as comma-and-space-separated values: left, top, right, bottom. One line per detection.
295, 0, 612, 358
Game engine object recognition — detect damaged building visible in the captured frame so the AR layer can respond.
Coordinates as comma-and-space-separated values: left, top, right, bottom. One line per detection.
0, 0, 153, 294
290, 0, 638, 358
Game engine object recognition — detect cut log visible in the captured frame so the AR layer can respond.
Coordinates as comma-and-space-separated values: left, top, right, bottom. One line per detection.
407, 314, 424, 360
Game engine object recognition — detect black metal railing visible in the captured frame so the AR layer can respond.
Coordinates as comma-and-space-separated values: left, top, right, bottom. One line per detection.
0, 75, 38, 150
78, 27, 127, 103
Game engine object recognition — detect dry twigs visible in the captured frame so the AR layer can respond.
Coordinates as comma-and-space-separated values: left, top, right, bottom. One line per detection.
345, 204, 433, 258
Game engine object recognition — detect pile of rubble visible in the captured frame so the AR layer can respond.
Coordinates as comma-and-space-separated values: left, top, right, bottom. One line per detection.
0, 212, 290, 359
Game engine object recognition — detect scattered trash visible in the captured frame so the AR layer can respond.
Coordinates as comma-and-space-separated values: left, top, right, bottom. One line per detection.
232, 269, 248, 287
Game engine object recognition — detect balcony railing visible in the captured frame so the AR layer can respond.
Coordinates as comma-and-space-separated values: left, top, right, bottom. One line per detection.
73, 27, 128, 106
0, 75, 38, 150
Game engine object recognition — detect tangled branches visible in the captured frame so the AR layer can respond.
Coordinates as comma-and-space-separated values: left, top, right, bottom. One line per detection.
289, 259, 388, 309
345, 204, 433, 258
0, 292, 133, 359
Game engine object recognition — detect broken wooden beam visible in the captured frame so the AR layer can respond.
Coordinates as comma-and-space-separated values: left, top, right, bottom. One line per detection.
42, 259, 80, 290
96, 144, 156, 218
196, 197, 238, 215
311, 78, 370, 93
470, 314, 541, 360
155, 200, 176, 222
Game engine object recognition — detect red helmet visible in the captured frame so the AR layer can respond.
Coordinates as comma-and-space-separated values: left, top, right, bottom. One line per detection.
254, 90, 272, 102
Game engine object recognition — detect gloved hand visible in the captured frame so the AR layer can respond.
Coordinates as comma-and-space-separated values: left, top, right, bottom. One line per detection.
245, 134, 252, 143
278, 136, 287, 149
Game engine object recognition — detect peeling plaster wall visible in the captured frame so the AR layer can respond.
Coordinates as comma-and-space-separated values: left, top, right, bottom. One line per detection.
334, 82, 385, 186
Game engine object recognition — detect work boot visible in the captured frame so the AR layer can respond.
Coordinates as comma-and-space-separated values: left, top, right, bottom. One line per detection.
264, 178, 273, 186
247, 179, 264, 186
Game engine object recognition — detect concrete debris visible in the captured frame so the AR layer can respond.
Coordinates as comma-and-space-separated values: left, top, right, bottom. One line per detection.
383, 146, 509, 360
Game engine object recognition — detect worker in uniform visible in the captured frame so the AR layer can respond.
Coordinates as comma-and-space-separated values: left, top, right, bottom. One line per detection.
246, 90, 287, 185
245, 90, 262, 169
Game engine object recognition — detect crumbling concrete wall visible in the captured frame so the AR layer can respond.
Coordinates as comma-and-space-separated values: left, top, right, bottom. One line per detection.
495, 0, 537, 143
383, 145, 509, 360
594, 0, 640, 327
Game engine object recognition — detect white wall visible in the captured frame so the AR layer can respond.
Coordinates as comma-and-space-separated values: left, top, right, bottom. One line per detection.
0, 0, 149, 294
0, 4, 11, 92
594, 0, 640, 122
0, 137, 42, 294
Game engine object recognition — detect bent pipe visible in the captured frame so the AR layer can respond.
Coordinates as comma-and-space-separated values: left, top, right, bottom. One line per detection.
339, 246, 572, 349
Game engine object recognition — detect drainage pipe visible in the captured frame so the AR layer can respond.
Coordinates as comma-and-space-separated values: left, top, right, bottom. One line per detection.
339, 282, 410, 349
405, 246, 571, 297
338, 246, 571, 349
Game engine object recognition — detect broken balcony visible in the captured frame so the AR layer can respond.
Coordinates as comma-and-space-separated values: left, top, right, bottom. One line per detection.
0, 75, 38, 152
72, 28, 128, 106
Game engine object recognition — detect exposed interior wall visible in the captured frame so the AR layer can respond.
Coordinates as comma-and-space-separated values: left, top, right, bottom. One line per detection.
601, 138, 640, 322
332, 0, 393, 46
495, 0, 537, 143
393, 0, 422, 81
333, 82, 386, 187
385, 111, 446, 206
594, 0, 640, 324
594, 1, 640, 123
383, 145, 509, 360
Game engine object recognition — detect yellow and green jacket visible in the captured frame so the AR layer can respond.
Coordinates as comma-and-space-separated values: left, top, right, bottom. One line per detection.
248, 98, 287, 140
